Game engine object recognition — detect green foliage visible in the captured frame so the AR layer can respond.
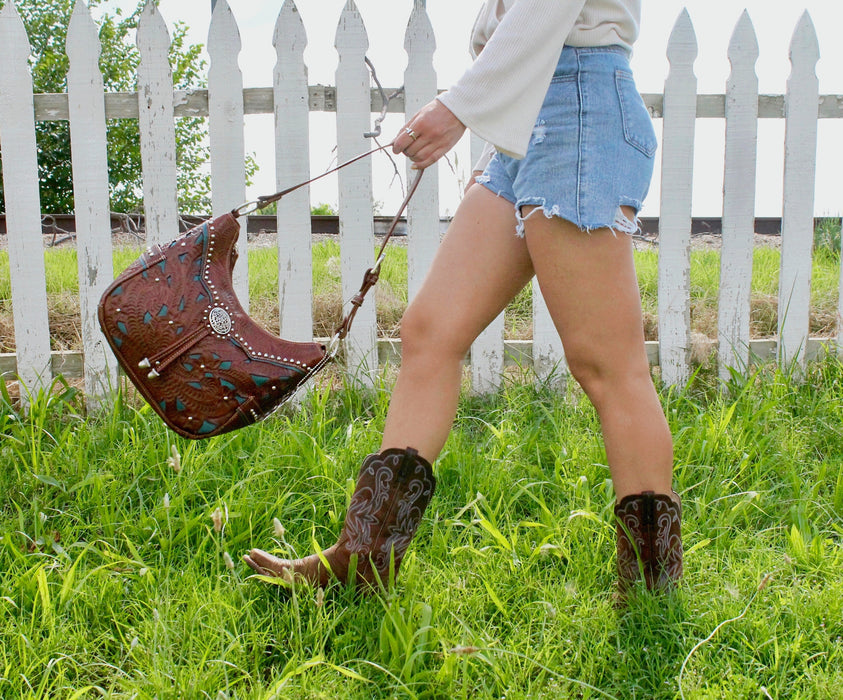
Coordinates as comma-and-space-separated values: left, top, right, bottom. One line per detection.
1, 357, 842, 697
814, 217, 842, 255
311, 202, 338, 216
0, 0, 236, 215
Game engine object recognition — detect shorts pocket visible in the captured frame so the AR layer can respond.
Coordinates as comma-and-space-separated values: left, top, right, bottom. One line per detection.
615, 69, 657, 158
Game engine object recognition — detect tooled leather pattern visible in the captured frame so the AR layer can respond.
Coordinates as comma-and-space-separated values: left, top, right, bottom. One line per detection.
615, 492, 683, 593
98, 213, 326, 438
340, 449, 436, 581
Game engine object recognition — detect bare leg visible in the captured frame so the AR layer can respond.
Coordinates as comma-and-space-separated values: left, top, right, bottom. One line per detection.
521, 207, 674, 500
380, 185, 535, 461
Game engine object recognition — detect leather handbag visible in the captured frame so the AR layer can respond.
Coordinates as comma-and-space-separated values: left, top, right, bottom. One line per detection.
98, 149, 422, 439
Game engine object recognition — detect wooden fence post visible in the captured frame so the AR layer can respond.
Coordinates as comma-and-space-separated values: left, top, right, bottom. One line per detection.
658, 9, 697, 387
274, 0, 313, 344
469, 133, 505, 394
779, 11, 819, 371
137, 0, 179, 245
404, 0, 439, 302
67, 0, 118, 404
532, 275, 566, 389
718, 10, 759, 381
335, 0, 378, 384
208, 0, 248, 309
0, 0, 52, 397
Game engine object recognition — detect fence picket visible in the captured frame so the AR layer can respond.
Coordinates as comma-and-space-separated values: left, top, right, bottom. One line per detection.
658, 9, 697, 387
718, 10, 759, 381
67, 0, 117, 404
532, 277, 566, 388
0, 0, 52, 395
335, 1, 378, 383
136, 0, 178, 245
469, 133, 505, 393
274, 0, 313, 343
208, 0, 248, 310
403, 0, 439, 302
779, 11, 819, 370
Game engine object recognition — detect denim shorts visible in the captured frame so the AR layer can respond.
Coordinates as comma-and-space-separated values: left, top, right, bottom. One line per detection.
477, 45, 657, 236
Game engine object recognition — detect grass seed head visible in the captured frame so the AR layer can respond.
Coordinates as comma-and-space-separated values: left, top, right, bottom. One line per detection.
449, 646, 480, 656
167, 444, 181, 473
212, 507, 223, 533
223, 552, 235, 570
273, 517, 285, 538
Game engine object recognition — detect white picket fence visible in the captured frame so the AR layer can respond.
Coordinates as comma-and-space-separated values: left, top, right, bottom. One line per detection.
0, 0, 840, 408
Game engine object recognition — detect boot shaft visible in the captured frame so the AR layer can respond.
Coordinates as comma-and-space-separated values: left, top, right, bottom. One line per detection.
615, 491, 683, 595
340, 447, 436, 581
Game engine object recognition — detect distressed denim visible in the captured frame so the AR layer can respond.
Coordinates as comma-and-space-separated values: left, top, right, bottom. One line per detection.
477, 45, 657, 237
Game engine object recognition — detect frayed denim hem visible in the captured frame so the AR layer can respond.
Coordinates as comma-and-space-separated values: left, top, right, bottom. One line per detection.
514, 199, 642, 238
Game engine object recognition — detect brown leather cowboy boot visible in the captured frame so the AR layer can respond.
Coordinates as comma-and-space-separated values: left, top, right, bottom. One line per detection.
244, 447, 436, 590
615, 490, 683, 599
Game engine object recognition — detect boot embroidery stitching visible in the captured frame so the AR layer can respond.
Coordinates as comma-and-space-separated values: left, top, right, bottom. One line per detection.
376, 466, 434, 569
344, 460, 394, 554
615, 493, 682, 595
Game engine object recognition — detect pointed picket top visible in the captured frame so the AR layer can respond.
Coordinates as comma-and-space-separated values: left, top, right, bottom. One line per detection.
208, 0, 241, 57
789, 11, 819, 66
718, 10, 759, 382
67, 0, 100, 69
728, 10, 759, 66
274, 0, 307, 54
137, 0, 171, 58
779, 10, 819, 370
404, 0, 435, 55
0, 0, 30, 65
335, 0, 368, 54
666, 8, 697, 65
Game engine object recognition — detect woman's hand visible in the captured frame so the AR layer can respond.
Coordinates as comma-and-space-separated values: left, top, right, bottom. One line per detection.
392, 99, 466, 170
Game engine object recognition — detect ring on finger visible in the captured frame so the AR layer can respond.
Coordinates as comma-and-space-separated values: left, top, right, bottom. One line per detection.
404, 127, 418, 141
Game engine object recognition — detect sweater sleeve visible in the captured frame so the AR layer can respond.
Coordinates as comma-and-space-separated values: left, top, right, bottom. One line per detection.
438, 0, 588, 159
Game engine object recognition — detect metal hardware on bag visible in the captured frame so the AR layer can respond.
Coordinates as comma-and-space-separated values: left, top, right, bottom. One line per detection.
208, 307, 233, 335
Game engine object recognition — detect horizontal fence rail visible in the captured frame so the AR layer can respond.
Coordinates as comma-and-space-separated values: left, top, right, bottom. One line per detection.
28, 89, 843, 122
0, 0, 840, 406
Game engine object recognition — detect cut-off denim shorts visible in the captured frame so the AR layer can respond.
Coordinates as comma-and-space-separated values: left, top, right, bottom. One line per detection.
477, 45, 657, 237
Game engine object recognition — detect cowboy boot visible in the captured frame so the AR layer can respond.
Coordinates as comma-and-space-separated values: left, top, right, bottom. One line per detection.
615, 490, 683, 599
244, 447, 436, 590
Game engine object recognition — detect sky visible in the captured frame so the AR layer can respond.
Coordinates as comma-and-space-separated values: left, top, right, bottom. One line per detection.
95, 0, 843, 218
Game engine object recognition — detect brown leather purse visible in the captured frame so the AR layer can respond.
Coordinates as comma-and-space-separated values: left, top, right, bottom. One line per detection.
98, 150, 421, 439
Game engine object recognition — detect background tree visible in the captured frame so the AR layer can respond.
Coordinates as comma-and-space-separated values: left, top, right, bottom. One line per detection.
0, 0, 252, 215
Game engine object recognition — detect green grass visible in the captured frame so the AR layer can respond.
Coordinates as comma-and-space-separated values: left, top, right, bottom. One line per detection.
1, 357, 842, 698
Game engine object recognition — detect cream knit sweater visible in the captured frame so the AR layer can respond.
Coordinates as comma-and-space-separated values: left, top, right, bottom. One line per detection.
437, 0, 641, 163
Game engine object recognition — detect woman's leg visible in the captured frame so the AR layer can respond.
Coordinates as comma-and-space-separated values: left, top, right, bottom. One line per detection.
521, 207, 674, 500
379, 184, 535, 461
244, 185, 535, 587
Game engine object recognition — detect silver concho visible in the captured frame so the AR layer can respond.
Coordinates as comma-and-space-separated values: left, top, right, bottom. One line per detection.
208, 307, 232, 335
